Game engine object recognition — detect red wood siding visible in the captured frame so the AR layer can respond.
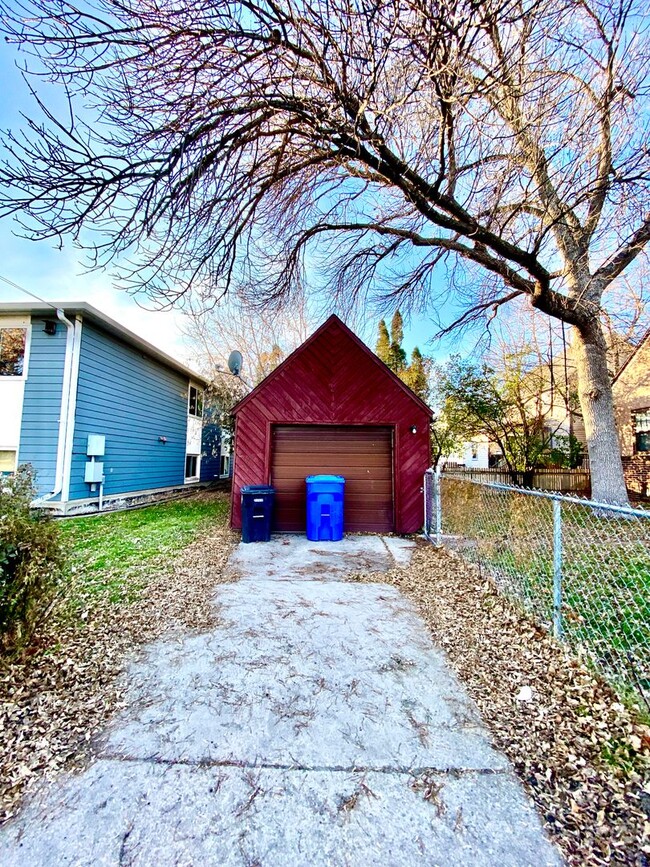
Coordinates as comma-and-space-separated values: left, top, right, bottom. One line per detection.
231, 316, 431, 533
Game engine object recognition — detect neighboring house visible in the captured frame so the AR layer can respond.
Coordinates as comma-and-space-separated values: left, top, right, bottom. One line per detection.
445, 333, 647, 490
612, 329, 650, 498
446, 436, 493, 469
231, 315, 432, 534
447, 354, 587, 472
0, 301, 213, 513
533, 334, 634, 451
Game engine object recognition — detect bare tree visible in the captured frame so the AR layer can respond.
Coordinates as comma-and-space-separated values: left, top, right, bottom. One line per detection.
185, 294, 312, 447
183, 293, 312, 385
1, 0, 649, 502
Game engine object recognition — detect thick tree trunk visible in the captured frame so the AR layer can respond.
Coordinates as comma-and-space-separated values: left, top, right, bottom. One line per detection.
572, 320, 628, 505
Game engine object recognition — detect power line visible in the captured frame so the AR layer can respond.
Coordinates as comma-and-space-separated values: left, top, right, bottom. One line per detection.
0, 274, 59, 310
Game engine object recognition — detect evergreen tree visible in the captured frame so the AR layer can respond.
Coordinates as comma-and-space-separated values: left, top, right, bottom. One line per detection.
390, 310, 404, 347
375, 320, 391, 366
389, 311, 407, 372
375, 313, 431, 402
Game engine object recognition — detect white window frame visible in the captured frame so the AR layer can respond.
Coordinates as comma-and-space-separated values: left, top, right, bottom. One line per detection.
633, 409, 650, 453
634, 409, 650, 432
185, 453, 199, 481
0, 323, 31, 380
188, 384, 204, 418
0, 448, 17, 474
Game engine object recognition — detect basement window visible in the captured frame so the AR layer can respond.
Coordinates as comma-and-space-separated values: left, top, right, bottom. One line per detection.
185, 454, 198, 479
188, 385, 204, 418
0, 328, 27, 376
634, 409, 650, 452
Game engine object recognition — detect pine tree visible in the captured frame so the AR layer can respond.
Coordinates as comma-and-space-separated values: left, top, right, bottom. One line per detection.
390, 310, 404, 347
388, 310, 407, 372
375, 320, 391, 365
402, 347, 430, 402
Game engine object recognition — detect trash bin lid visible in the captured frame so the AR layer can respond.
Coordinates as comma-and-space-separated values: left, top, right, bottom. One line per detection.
241, 485, 275, 494
305, 475, 346, 484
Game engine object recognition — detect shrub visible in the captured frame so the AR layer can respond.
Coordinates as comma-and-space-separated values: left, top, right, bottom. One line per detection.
0, 466, 65, 653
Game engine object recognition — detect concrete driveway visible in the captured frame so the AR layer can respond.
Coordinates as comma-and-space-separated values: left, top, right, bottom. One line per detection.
0, 535, 561, 866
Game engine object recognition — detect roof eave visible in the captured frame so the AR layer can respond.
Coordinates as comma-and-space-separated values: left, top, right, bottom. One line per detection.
0, 301, 209, 386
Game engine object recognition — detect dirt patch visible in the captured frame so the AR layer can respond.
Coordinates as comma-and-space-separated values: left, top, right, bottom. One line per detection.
348, 542, 650, 866
0, 503, 238, 824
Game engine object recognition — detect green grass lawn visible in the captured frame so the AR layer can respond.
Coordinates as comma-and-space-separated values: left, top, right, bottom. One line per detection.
58, 493, 229, 613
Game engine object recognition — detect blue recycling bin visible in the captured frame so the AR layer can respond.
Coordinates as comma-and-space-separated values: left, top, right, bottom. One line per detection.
306, 475, 345, 541
241, 485, 275, 543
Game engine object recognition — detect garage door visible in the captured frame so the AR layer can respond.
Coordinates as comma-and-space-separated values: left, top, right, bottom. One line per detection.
271, 425, 394, 532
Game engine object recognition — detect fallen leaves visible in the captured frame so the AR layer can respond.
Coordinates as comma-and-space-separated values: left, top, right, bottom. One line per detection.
349, 541, 650, 866
0, 491, 237, 825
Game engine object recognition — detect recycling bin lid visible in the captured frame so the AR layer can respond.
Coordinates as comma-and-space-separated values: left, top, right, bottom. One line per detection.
305, 475, 346, 484
241, 484, 275, 494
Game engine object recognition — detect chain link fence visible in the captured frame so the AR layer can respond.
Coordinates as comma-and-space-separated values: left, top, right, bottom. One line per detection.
424, 469, 650, 710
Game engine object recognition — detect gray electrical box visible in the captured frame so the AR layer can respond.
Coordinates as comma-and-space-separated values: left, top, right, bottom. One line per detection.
85, 461, 104, 483
87, 434, 106, 457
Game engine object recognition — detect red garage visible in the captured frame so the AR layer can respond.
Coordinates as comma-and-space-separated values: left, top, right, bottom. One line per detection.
230, 315, 432, 534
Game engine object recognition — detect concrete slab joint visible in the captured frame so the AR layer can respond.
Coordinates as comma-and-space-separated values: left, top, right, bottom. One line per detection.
0, 534, 562, 866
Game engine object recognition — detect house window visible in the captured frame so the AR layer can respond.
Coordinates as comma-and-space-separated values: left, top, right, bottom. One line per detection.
185, 454, 198, 479
634, 409, 650, 452
470, 444, 478, 460
188, 385, 203, 417
0, 328, 27, 376
0, 450, 16, 473
220, 455, 230, 476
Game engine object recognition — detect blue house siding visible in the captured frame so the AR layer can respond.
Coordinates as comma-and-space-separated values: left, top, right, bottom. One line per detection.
18, 317, 67, 496
67, 322, 189, 501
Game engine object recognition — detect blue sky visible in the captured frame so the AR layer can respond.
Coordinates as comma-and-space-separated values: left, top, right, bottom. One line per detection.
0, 34, 466, 369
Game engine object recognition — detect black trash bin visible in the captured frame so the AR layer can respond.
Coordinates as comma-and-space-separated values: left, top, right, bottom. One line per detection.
241, 485, 275, 543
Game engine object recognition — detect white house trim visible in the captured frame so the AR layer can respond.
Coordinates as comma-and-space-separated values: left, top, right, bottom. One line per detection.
0, 315, 31, 464
61, 316, 83, 503
22, 317, 32, 381
185, 379, 203, 483
47, 310, 75, 499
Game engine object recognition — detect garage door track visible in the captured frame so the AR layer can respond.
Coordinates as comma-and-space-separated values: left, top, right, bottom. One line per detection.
0, 535, 561, 866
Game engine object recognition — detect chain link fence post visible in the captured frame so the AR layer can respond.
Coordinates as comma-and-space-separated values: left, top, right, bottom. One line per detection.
435, 465, 442, 546
423, 469, 430, 537
428, 472, 650, 707
552, 498, 563, 640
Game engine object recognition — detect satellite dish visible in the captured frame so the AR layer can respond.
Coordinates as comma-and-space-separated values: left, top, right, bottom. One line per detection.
228, 350, 243, 376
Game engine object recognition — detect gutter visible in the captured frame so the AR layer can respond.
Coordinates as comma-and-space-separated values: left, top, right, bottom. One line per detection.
32, 309, 76, 505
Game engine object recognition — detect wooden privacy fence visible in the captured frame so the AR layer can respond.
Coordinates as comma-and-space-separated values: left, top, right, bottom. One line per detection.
443, 466, 591, 494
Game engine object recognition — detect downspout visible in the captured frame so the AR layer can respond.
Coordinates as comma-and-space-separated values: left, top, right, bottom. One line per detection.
32, 309, 75, 505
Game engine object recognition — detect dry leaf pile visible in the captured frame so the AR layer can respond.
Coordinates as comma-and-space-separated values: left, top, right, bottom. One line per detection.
350, 542, 650, 866
0, 499, 237, 824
